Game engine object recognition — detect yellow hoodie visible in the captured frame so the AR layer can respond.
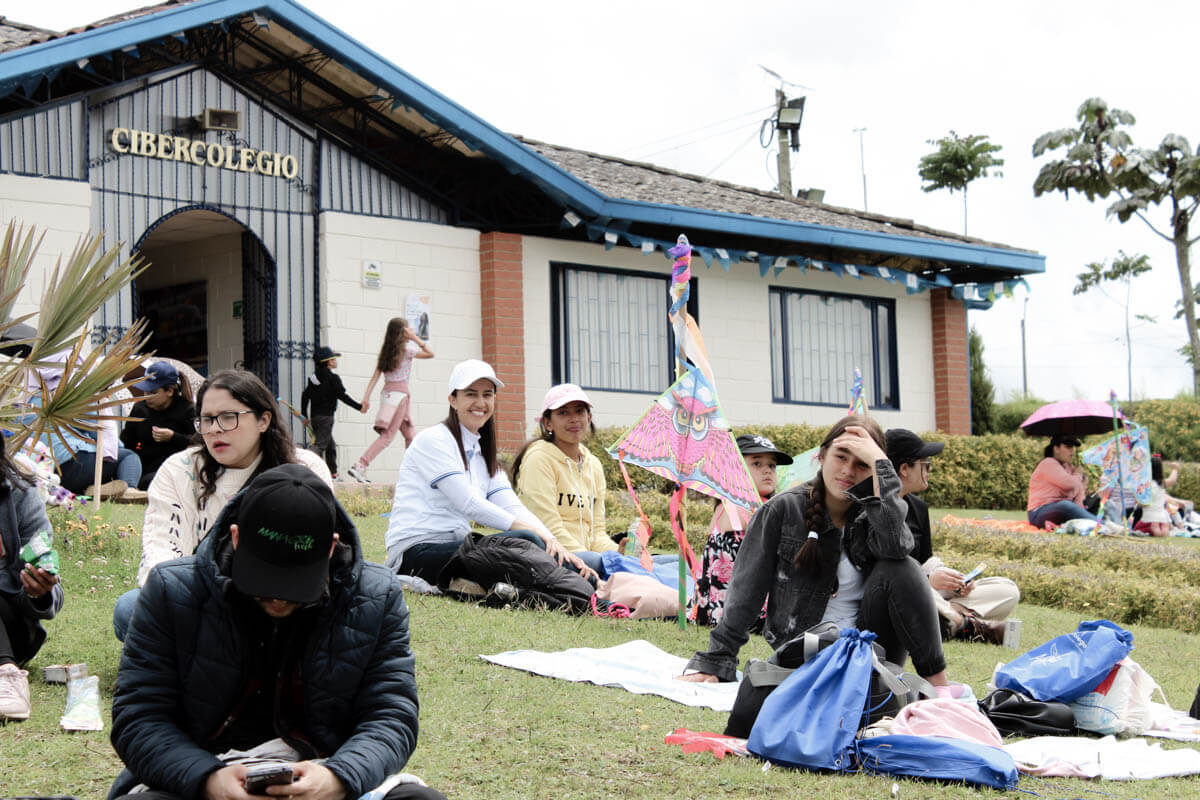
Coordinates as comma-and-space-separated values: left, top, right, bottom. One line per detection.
516, 439, 614, 553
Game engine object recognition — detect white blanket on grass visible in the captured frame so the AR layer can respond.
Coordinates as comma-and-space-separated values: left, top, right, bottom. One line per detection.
481, 639, 739, 711
1004, 735, 1200, 779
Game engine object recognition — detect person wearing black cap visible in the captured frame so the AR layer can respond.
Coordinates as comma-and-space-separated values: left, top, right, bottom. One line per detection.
120, 361, 196, 490
692, 434, 792, 626
109, 464, 445, 800
886, 429, 1018, 645
300, 345, 363, 479
1027, 434, 1101, 528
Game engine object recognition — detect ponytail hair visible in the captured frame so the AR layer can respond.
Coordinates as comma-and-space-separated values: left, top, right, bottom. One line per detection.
793, 413, 885, 573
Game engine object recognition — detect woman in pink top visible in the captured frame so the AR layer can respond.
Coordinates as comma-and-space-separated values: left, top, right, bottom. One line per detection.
347, 317, 433, 482
1026, 434, 1099, 528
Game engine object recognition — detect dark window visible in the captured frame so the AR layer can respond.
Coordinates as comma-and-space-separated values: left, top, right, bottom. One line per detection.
769, 287, 898, 408
551, 263, 697, 394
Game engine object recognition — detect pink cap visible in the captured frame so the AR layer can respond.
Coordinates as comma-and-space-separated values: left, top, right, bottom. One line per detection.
541, 383, 592, 413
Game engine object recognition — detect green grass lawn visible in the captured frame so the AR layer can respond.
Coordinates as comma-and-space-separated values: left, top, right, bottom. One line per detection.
2, 500, 1199, 799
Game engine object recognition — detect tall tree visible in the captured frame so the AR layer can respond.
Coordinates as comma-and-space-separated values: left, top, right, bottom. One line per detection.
1073, 251, 1153, 403
968, 326, 995, 435
918, 131, 1004, 234
1033, 97, 1200, 395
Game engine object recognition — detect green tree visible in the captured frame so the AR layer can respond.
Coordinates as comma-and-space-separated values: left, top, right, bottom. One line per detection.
1033, 97, 1200, 395
1073, 251, 1154, 403
969, 326, 995, 434
0, 223, 147, 456
918, 131, 1004, 234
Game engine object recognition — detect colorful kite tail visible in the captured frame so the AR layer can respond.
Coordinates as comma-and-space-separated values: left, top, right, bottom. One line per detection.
617, 453, 656, 572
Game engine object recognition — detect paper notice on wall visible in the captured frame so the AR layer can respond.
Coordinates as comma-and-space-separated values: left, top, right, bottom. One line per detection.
406, 294, 431, 340
362, 261, 382, 290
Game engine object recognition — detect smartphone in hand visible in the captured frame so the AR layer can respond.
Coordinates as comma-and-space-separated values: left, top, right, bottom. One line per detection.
243, 764, 294, 795
962, 563, 987, 584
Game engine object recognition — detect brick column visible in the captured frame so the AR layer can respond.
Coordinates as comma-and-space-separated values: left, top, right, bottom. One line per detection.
479, 232, 526, 453
930, 289, 971, 434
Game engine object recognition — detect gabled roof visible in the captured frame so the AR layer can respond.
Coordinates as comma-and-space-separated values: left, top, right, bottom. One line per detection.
0, 0, 1043, 287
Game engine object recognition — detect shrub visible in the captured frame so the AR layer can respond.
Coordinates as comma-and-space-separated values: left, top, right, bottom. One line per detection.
1126, 397, 1200, 462
992, 398, 1047, 434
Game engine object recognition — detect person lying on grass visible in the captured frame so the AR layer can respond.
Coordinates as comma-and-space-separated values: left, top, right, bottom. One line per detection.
679, 415, 958, 696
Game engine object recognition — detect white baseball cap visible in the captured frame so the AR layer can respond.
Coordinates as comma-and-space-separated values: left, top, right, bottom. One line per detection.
541, 383, 592, 413
448, 359, 505, 392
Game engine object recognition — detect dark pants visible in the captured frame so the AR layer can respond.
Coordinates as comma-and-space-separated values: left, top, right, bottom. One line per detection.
1028, 500, 1100, 528
309, 414, 337, 475
113, 783, 447, 800
857, 557, 947, 678
0, 593, 33, 666
58, 451, 117, 494
400, 530, 545, 584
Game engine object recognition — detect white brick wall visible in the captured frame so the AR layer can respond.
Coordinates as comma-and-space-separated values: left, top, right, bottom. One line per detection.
0, 174, 92, 320
522, 235, 938, 436
318, 212, 481, 481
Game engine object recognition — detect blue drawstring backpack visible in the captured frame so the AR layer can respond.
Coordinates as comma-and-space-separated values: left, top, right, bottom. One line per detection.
994, 619, 1133, 703
856, 735, 1019, 790
746, 628, 877, 771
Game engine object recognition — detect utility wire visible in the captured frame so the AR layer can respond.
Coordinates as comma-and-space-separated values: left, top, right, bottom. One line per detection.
705, 128, 762, 177
641, 119, 768, 159
625, 105, 773, 154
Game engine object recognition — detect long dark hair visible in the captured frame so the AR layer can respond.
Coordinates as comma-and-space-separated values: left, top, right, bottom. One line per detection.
194, 369, 296, 503
510, 407, 597, 486
794, 414, 885, 573
443, 401, 500, 477
376, 317, 409, 373
0, 434, 31, 488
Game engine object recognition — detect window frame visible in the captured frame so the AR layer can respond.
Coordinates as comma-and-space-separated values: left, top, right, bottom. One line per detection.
550, 261, 699, 395
768, 285, 900, 410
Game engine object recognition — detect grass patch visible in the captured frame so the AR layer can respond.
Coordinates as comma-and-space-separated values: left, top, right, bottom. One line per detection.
2, 498, 1200, 799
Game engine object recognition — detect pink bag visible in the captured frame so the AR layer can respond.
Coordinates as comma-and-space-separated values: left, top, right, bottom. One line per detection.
595, 572, 679, 619
891, 698, 1004, 747
373, 390, 407, 433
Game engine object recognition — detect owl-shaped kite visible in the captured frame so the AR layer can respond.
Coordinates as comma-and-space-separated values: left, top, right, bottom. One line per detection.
608, 365, 760, 512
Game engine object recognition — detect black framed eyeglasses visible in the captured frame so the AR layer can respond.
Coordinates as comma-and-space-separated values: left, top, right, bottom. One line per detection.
194, 410, 255, 433
917, 459, 933, 472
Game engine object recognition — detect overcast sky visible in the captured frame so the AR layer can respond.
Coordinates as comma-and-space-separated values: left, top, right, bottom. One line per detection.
11, 0, 1200, 405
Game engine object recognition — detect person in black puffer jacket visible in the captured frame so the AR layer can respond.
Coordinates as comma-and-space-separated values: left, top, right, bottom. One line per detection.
108, 464, 445, 800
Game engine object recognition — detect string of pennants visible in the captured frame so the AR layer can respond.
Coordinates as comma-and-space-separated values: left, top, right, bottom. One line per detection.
563, 212, 1029, 302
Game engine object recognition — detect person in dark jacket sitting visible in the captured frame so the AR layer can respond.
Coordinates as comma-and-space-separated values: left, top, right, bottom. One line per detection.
120, 361, 196, 490
109, 463, 445, 800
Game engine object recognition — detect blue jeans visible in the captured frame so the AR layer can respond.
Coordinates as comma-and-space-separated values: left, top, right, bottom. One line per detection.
113, 587, 139, 642
400, 530, 545, 584
115, 447, 143, 488
1029, 500, 1099, 528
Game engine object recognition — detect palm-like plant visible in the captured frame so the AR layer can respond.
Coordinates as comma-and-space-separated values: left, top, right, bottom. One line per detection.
0, 222, 149, 466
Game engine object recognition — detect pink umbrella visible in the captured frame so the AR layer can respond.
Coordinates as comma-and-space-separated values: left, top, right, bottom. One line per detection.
1019, 400, 1125, 438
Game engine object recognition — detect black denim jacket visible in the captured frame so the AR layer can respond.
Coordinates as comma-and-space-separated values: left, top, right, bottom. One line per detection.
686, 459, 909, 681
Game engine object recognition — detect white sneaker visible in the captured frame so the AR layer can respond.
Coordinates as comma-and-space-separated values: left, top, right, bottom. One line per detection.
0, 662, 31, 721
346, 465, 369, 483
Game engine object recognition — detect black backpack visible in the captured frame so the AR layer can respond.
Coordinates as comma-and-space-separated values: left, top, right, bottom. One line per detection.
978, 688, 1076, 737
724, 622, 935, 738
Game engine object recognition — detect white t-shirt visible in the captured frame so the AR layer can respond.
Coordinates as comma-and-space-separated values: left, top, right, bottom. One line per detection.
385, 423, 549, 567
821, 552, 866, 629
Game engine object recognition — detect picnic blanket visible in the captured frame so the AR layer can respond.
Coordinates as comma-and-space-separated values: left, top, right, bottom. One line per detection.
939, 514, 1042, 534
1004, 735, 1200, 779
481, 639, 739, 711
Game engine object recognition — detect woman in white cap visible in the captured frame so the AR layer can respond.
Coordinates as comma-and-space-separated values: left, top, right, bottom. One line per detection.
511, 384, 613, 577
385, 361, 597, 584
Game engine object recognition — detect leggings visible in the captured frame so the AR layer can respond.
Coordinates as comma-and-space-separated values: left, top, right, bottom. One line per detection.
857, 557, 947, 677
0, 592, 32, 666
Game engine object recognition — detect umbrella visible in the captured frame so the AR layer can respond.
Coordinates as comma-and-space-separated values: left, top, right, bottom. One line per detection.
1019, 400, 1125, 438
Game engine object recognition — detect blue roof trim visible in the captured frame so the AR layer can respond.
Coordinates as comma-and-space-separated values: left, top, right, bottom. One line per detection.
0, 0, 1043, 276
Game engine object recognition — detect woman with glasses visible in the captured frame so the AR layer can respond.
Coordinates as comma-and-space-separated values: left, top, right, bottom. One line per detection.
112, 370, 330, 641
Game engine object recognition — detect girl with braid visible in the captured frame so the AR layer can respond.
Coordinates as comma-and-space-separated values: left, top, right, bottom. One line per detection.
679, 415, 953, 694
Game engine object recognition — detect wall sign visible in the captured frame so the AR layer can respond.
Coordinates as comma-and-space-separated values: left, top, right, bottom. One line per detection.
110, 127, 299, 179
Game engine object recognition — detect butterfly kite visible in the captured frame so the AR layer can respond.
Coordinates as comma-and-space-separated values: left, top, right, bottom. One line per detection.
608, 234, 760, 626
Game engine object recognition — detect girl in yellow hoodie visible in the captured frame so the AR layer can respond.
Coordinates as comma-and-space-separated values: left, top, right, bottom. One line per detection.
512, 384, 614, 577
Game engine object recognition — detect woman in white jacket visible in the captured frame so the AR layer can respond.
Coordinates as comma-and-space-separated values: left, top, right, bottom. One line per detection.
112, 370, 331, 641
385, 360, 596, 584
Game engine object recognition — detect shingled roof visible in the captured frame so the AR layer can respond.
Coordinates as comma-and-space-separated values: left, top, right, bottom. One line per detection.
521, 137, 1022, 254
